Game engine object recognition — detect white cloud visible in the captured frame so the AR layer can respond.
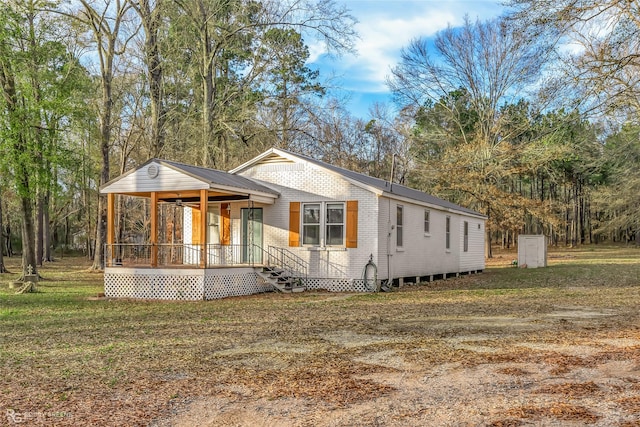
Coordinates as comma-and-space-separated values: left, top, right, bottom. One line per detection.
309, 1, 504, 94
351, 10, 459, 91
306, 1, 505, 115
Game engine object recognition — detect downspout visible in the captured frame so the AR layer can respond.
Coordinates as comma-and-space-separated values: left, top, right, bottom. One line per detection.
386, 154, 396, 284
248, 199, 254, 265
387, 198, 391, 284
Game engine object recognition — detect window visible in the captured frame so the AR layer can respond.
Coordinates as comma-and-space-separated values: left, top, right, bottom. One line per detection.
464, 221, 469, 252
396, 205, 403, 247
302, 203, 320, 245
325, 203, 344, 245
301, 202, 345, 246
424, 210, 430, 234
445, 216, 451, 250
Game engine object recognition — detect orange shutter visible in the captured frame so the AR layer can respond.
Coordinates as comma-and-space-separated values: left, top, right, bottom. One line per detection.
289, 202, 300, 247
191, 208, 201, 245
221, 203, 231, 246
346, 200, 358, 248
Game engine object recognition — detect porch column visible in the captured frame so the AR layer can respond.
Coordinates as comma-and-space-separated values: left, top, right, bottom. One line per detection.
151, 191, 158, 267
199, 189, 208, 268
106, 193, 115, 267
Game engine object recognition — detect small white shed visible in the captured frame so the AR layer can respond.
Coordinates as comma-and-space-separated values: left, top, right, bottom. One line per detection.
518, 235, 547, 268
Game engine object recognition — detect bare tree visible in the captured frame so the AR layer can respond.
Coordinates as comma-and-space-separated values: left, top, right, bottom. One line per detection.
59, 0, 139, 270
388, 16, 555, 257
173, 0, 356, 169
509, 0, 640, 112
131, 0, 166, 158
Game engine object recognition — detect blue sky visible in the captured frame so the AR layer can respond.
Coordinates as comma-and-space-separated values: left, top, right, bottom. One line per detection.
308, 0, 506, 118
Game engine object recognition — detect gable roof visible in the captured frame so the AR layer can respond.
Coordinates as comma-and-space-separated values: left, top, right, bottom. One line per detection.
231, 148, 485, 218
100, 158, 279, 199
159, 159, 279, 196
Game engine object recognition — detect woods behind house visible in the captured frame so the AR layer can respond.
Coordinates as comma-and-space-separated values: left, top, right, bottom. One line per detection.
0, 0, 638, 275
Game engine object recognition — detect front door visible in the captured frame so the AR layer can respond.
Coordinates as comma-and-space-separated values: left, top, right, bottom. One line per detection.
241, 208, 263, 263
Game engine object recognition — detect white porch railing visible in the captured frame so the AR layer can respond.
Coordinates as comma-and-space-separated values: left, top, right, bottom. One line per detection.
105, 243, 265, 268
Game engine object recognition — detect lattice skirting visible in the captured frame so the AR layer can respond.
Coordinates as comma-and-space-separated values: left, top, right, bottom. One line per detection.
104, 268, 376, 300
204, 270, 273, 299
304, 278, 373, 293
104, 270, 205, 300
104, 268, 273, 301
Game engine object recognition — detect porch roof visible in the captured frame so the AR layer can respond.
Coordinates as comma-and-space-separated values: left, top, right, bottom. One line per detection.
100, 158, 279, 204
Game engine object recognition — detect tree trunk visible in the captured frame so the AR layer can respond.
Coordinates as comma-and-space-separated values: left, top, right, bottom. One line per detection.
0, 194, 7, 273
20, 194, 38, 277
43, 189, 52, 261
201, 30, 215, 167
6, 222, 12, 257
91, 50, 113, 271
138, 0, 166, 158
36, 193, 44, 265
484, 200, 492, 258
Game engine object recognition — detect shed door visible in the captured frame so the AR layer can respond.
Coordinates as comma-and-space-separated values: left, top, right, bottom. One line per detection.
525, 238, 538, 268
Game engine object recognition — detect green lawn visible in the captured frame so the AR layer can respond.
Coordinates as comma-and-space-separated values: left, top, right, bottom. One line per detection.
1, 246, 639, 426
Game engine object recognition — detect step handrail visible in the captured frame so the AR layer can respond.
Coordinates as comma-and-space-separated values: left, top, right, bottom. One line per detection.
266, 245, 308, 280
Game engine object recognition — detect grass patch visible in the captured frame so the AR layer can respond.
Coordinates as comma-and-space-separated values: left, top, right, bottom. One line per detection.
0, 245, 639, 425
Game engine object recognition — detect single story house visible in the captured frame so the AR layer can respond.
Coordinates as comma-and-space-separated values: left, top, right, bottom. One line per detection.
100, 148, 486, 300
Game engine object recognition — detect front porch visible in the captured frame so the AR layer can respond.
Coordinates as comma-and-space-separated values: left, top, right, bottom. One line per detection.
100, 159, 299, 300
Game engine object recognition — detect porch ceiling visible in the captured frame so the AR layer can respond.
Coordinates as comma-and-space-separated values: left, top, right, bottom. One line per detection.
111, 189, 276, 205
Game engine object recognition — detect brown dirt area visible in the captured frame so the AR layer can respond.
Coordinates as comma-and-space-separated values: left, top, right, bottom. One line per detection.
150, 250, 640, 427
153, 310, 640, 427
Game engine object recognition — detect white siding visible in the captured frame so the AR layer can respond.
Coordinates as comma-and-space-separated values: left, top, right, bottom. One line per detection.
380, 199, 461, 280
459, 219, 486, 272
102, 162, 208, 193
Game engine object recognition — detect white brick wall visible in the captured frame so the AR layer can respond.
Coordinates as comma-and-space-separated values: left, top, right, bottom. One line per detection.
239, 159, 485, 282
240, 162, 379, 280
378, 199, 465, 280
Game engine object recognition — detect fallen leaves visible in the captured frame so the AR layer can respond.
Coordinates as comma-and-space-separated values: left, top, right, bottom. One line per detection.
534, 381, 602, 398
505, 403, 600, 423
1, 248, 640, 425
226, 359, 397, 406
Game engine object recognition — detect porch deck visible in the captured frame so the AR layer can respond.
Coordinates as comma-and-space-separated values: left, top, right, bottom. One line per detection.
104, 243, 311, 300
